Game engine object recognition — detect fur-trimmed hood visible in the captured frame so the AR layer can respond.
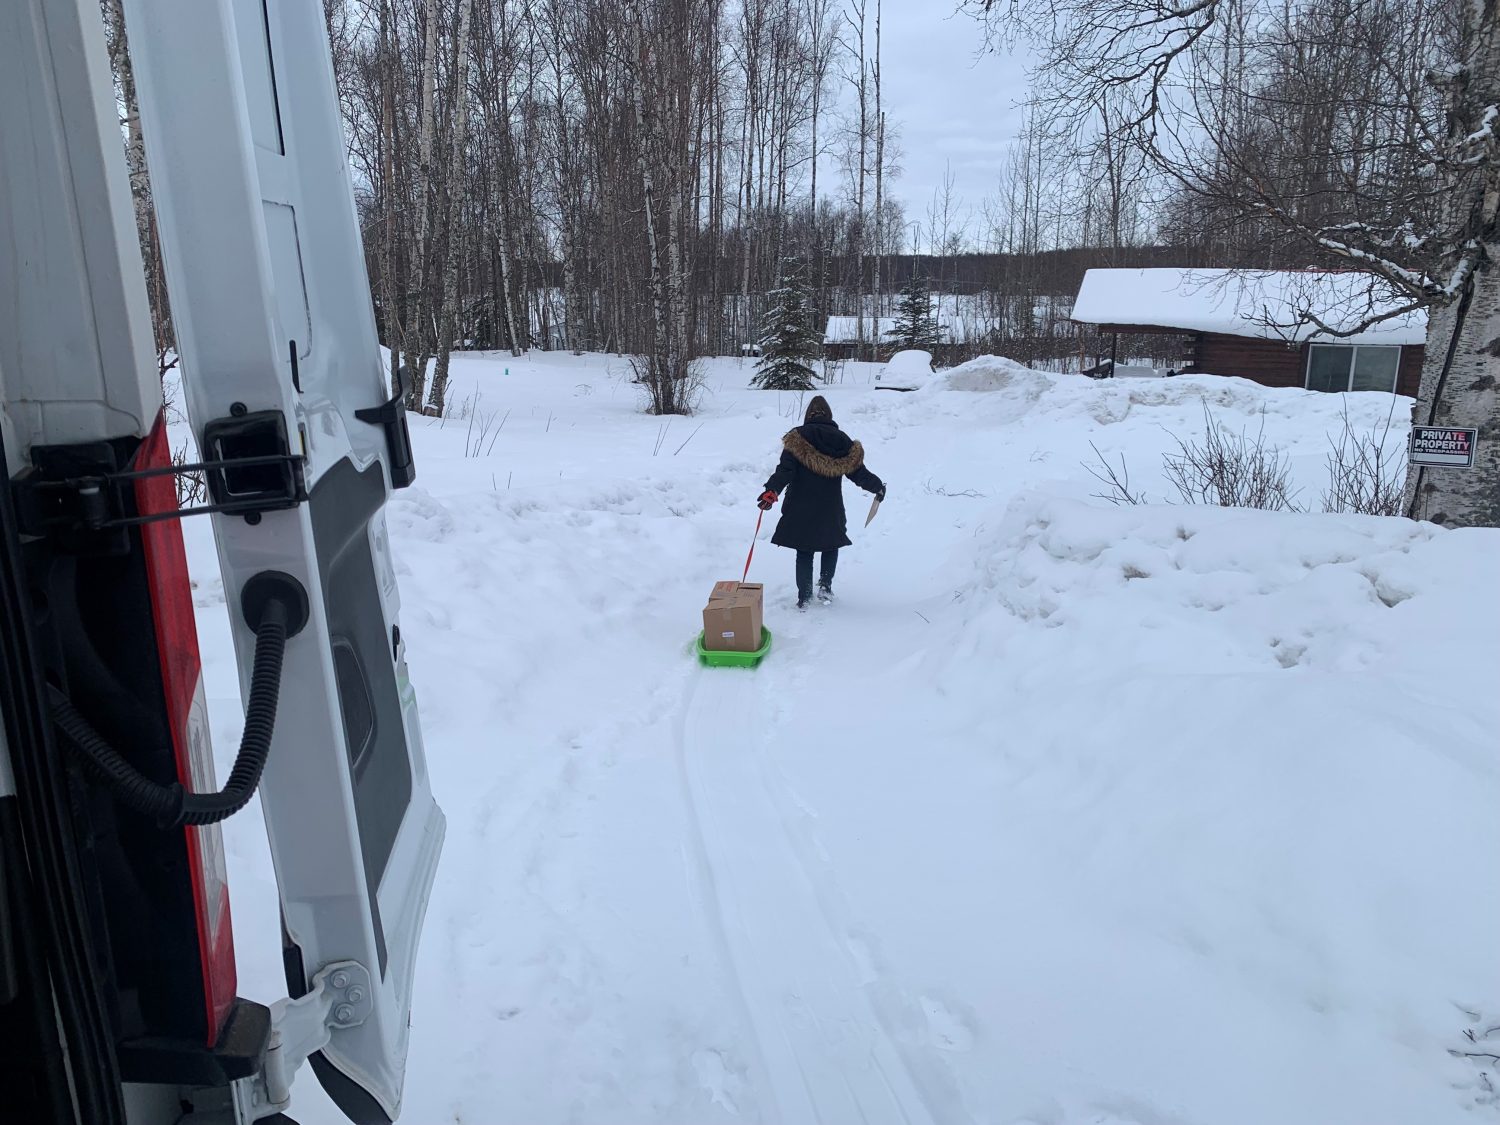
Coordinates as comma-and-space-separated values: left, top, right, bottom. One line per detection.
782, 424, 865, 478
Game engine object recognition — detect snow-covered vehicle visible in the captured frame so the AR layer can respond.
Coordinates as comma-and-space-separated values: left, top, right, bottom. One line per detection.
875, 349, 934, 391
1, 1, 442, 1123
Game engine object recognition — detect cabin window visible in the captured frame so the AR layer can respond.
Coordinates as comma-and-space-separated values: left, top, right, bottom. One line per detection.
1305, 344, 1401, 393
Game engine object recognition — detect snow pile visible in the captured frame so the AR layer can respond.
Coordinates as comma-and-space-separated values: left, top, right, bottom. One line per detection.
885, 348, 934, 374
183, 351, 1497, 1125
923, 354, 1409, 425
924, 353, 1041, 392
877, 348, 935, 390
899, 496, 1500, 1122
957, 491, 1490, 707
969, 496, 1434, 634
899, 359, 1410, 509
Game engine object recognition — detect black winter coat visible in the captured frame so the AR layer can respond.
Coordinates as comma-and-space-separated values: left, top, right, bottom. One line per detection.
764, 421, 884, 552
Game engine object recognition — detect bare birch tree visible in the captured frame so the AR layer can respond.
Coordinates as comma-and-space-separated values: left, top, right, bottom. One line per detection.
427, 0, 476, 416
968, 0, 1500, 528
405, 0, 441, 406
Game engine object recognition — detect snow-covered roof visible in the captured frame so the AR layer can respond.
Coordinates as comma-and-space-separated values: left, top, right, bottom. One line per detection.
1071, 268, 1428, 346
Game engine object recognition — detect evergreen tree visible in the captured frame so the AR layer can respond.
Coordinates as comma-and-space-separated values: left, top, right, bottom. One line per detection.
886, 276, 943, 355
753, 260, 820, 391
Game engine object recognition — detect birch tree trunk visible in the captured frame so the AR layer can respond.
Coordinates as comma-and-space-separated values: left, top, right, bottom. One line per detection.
630, 14, 673, 380
494, 185, 522, 355
809, 28, 822, 316
668, 5, 693, 374
490, 6, 524, 358
379, 0, 401, 387
1403, 0, 1500, 527
562, 174, 587, 354
549, 7, 585, 354
707, 22, 724, 356
427, 0, 476, 417
406, 0, 441, 406
850, 0, 868, 358
668, 173, 690, 377
738, 7, 760, 354
871, 0, 883, 336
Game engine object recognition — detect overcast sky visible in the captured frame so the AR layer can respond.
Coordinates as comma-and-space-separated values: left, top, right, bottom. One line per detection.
854, 4, 1031, 250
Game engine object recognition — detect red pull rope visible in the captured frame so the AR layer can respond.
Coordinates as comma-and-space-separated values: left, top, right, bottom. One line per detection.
743, 509, 764, 583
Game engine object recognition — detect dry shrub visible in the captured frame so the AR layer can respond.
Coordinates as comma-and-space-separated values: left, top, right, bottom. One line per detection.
1322, 401, 1404, 516
633, 353, 705, 416
1162, 403, 1303, 512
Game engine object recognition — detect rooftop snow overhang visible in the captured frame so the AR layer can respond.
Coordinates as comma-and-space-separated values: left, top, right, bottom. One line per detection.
1071, 268, 1428, 347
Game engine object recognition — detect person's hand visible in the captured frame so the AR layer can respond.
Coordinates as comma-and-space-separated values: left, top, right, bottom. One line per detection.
758, 490, 778, 511
876, 486, 887, 503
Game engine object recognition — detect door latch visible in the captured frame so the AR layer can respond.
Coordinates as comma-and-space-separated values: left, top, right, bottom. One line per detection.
354, 365, 417, 490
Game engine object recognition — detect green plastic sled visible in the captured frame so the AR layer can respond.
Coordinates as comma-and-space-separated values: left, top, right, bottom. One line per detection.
695, 626, 773, 669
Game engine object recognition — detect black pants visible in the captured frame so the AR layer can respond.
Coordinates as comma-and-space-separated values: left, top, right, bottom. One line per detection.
795, 549, 839, 599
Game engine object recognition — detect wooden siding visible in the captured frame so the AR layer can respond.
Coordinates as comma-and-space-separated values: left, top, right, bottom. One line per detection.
1397, 345, 1423, 398
1185, 331, 1425, 395
1191, 332, 1305, 386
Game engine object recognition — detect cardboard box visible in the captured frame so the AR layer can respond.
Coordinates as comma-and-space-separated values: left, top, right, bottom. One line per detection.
702, 581, 764, 652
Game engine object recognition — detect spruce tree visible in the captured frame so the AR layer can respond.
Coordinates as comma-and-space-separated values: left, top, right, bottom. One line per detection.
753, 260, 820, 391
886, 276, 943, 355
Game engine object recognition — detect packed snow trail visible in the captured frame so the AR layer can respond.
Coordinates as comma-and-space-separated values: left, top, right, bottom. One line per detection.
676, 662, 946, 1125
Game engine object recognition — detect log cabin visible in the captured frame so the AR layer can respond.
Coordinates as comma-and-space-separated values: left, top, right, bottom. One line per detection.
1071, 268, 1427, 396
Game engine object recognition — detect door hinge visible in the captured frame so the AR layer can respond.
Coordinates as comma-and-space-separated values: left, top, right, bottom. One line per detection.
244, 960, 373, 1122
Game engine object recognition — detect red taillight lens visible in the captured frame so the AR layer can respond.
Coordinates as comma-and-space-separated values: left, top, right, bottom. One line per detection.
133, 412, 236, 1043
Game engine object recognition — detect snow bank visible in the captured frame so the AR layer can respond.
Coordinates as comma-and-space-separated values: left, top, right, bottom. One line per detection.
926, 354, 1410, 421
906, 358, 1411, 505
863, 496, 1500, 1124
960, 492, 1485, 688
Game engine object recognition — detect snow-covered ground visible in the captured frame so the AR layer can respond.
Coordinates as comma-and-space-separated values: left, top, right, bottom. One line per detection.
182, 352, 1500, 1125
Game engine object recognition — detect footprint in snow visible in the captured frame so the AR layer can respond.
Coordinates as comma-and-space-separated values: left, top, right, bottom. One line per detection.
920, 995, 976, 1052
691, 1048, 747, 1115
845, 934, 879, 986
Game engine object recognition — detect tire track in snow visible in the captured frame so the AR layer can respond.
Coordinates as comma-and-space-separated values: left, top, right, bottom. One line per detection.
752, 610, 977, 1123
746, 710, 977, 1123
673, 669, 779, 1120
676, 664, 942, 1125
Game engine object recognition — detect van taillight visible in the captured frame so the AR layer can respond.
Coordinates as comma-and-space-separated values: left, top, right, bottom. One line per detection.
133, 413, 236, 1043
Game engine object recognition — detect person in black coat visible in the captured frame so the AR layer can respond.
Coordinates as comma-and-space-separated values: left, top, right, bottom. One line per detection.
758, 395, 885, 608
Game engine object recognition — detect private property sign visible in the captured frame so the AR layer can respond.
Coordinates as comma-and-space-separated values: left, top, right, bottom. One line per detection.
1409, 426, 1479, 468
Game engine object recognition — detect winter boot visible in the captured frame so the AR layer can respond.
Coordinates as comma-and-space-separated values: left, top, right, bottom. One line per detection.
816, 580, 834, 605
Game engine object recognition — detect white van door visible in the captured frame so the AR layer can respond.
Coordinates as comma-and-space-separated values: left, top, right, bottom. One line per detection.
121, 1, 444, 1121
